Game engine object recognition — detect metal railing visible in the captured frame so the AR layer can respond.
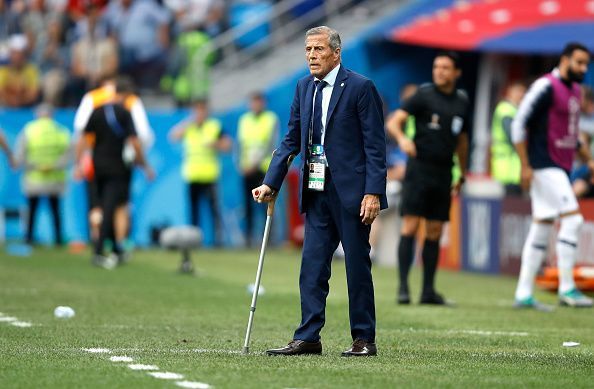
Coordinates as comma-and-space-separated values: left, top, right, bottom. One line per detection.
210, 0, 372, 69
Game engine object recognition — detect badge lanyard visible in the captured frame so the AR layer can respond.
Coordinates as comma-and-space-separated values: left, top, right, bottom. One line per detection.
307, 84, 326, 191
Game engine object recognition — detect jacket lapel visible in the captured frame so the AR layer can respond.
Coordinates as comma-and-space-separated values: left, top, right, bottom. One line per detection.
302, 78, 315, 148
325, 66, 348, 127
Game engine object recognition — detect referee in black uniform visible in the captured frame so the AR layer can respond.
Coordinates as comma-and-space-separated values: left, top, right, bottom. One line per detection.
386, 51, 469, 305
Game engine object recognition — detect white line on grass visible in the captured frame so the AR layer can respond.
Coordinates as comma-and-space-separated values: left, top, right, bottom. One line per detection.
175, 381, 211, 389
0, 316, 18, 322
110, 356, 133, 362
396, 328, 529, 337
83, 348, 112, 354
148, 372, 185, 380
10, 321, 32, 328
127, 364, 159, 371
191, 348, 242, 355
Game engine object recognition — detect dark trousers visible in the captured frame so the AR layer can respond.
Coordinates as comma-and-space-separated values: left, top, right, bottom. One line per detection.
293, 171, 376, 343
95, 176, 129, 256
26, 195, 62, 245
243, 170, 266, 244
188, 182, 221, 245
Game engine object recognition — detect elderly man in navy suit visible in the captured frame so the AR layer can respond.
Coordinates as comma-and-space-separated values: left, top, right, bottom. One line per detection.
252, 26, 387, 357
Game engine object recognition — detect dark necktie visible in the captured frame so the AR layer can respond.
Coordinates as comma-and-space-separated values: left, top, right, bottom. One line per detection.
311, 80, 327, 145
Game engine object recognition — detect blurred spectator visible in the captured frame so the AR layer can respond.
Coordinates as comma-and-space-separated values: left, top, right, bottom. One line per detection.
237, 92, 278, 247
168, 99, 232, 246
34, 15, 70, 106
67, 0, 108, 22
0, 34, 40, 107
490, 81, 526, 196
67, 3, 117, 105
15, 103, 71, 246
103, 0, 171, 89
0, 0, 26, 63
165, 0, 225, 37
162, 30, 213, 106
572, 85, 594, 198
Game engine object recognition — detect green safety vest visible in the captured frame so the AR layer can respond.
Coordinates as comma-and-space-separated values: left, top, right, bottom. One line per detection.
237, 111, 277, 173
25, 118, 70, 184
183, 118, 222, 183
490, 100, 520, 185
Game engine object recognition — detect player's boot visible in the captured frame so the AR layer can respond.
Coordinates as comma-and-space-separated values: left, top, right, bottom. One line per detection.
513, 296, 553, 312
558, 289, 593, 307
397, 285, 410, 305
91, 254, 117, 270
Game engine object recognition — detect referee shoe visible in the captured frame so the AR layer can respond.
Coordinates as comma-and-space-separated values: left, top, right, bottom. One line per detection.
559, 289, 593, 308
513, 296, 553, 312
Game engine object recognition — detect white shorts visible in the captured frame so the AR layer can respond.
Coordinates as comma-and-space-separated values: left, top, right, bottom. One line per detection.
530, 167, 579, 220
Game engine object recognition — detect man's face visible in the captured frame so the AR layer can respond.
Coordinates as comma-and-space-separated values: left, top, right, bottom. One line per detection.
305, 33, 340, 79
432, 56, 460, 89
564, 49, 590, 83
507, 84, 526, 106
9, 50, 26, 68
194, 103, 208, 121
250, 97, 264, 114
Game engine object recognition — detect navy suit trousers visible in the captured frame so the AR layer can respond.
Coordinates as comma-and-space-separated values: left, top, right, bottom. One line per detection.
293, 170, 376, 343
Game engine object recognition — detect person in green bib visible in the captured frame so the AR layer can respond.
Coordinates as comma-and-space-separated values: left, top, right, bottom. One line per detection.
237, 92, 279, 246
170, 99, 232, 246
15, 104, 71, 246
490, 81, 526, 196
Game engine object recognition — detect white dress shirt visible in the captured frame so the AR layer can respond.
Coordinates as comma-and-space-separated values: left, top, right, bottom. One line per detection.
312, 64, 340, 145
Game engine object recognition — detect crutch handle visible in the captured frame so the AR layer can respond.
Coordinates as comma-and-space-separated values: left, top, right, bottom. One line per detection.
267, 199, 275, 216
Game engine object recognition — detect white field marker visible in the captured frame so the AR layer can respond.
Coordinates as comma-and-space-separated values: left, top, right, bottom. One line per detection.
10, 321, 32, 328
0, 316, 18, 322
83, 348, 112, 354
110, 356, 133, 362
175, 381, 211, 389
128, 364, 159, 371
148, 372, 184, 380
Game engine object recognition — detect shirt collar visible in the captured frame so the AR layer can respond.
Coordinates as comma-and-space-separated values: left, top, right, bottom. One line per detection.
315, 64, 341, 87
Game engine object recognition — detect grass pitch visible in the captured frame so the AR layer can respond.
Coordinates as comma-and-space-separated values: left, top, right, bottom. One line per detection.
0, 246, 593, 388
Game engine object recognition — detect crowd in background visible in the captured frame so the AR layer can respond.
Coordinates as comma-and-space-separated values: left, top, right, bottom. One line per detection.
0, 0, 363, 108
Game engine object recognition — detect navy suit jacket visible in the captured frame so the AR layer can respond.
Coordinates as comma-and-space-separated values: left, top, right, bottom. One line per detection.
264, 66, 387, 215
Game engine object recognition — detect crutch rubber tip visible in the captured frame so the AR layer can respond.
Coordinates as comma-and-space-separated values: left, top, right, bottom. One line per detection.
242, 347, 249, 354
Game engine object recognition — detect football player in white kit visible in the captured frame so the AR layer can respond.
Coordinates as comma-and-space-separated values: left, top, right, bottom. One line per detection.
512, 42, 594, 309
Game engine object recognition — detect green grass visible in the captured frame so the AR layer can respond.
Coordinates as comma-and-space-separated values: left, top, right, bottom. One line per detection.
1, 246, 593, 388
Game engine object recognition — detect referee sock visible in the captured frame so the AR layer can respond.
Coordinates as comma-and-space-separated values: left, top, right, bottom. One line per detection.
421, 239, 440, 295
556, 214, 583, 294
514, 222, 552, 301
398, 235, 415, 292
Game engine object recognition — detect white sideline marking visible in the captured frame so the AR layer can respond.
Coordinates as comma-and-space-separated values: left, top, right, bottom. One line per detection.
453, 330, 529, 337
192, 348, 242, 354
83, 348, 112, 354
10, 321, 32, 328
128, 364, 159, 371
0, 316, 18, 322
110, 356, 133, 362
148, 372, 184, 380
175, 381, 211, 389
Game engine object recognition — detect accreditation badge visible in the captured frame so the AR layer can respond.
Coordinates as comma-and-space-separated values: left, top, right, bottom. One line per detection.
451, 116, 463, 135
308, 161, 325, 191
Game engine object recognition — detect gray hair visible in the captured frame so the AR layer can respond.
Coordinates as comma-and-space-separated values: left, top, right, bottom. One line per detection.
305, 26, 341, 52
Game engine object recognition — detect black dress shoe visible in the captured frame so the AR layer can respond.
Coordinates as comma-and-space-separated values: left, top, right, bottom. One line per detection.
420, 291, 447, 305
341, 339, 377, 357
266, 340, 322, 356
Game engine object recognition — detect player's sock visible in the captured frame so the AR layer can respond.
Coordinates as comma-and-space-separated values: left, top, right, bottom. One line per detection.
556, 214, 583, 294
515, 222, 552, 301
421, 239, 440, 295
398, 235, 415, 292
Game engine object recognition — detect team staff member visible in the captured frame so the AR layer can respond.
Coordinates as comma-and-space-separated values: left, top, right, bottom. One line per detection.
73, 74, 154, 246
15, 104, 71, 246
387, 51, 469, 305
490, 82, 526, 195
169, 99, 232, 246
75, 79, 154, 269
237, 92, 279, 246
254, 26, 386, 357
512, 42, 593, 308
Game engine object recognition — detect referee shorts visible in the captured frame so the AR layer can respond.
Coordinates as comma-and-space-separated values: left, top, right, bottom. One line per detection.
400, 158, 453, 221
